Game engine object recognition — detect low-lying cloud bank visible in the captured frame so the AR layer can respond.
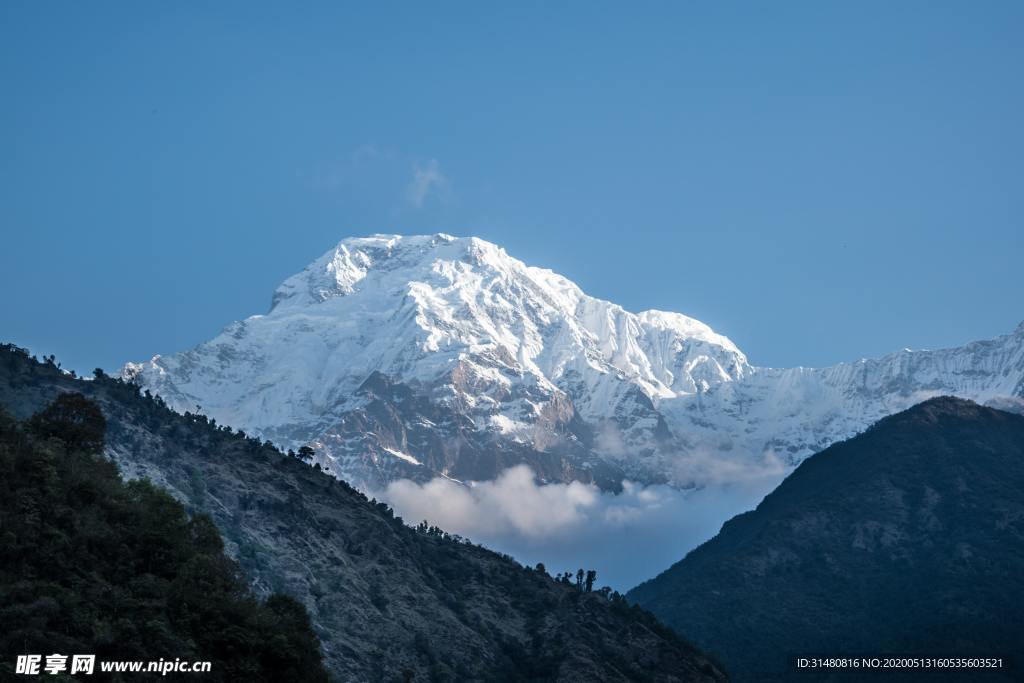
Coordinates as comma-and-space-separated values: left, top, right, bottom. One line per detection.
381, 463, 787, 590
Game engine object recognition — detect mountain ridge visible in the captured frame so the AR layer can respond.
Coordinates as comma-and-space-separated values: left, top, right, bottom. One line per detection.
628, 396, 1024, 681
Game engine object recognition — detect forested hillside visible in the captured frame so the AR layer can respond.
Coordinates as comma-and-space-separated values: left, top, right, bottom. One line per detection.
0, 345, 725, 683
0, 392, 327, 681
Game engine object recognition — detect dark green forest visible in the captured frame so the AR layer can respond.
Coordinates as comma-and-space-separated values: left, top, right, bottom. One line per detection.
0, 392, 328, 682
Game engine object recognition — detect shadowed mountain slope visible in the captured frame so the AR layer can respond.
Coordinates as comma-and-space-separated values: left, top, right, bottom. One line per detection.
629, 397, 1024, 681
0, 393, 329, 682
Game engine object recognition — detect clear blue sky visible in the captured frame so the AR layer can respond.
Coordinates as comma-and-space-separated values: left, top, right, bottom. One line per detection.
2, 1, 1021, 374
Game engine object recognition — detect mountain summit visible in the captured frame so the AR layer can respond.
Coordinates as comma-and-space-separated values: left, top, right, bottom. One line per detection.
124, 234, 1024, 489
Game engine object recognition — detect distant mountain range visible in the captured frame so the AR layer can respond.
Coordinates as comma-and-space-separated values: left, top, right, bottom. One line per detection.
629, 397, 1024, 681
123, 234, 1024, 490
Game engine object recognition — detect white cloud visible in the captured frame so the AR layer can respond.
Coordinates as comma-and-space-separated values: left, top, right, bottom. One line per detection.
380, 463, 787, 590
670, 446, 789, 487
386, 466, 596, 538
593, 420, 627, 457
405, 158, 449, 208
314, 148, 453, 213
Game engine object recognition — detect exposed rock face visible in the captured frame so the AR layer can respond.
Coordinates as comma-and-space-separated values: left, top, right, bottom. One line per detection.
629, 397, 1024, 681
123, 234, 1024, 489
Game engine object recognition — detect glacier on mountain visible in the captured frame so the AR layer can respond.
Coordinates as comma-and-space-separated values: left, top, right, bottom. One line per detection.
123, 234, 1024, 490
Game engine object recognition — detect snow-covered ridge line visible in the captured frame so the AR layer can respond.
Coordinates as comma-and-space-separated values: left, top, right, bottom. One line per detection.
123, 233, 1024, 490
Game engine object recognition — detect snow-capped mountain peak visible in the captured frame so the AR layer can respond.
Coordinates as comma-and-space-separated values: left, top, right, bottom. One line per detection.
124, 234, 1024, 490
